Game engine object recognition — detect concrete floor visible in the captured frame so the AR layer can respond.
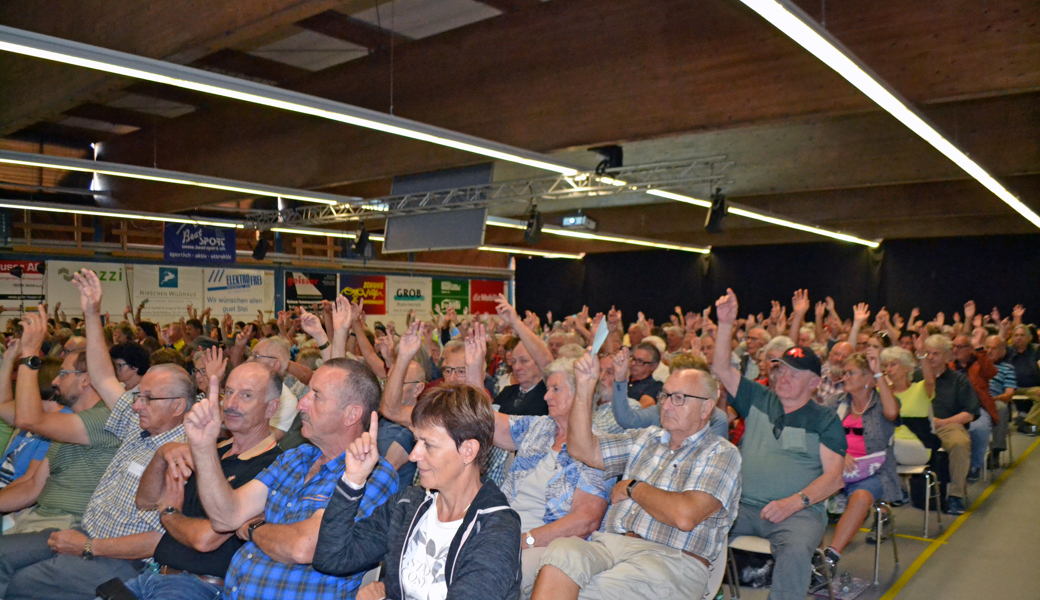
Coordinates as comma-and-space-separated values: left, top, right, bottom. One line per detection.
725, 431, 1040, 600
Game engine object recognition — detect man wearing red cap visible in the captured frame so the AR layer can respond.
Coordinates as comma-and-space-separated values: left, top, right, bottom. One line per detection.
712, 289, 846, 600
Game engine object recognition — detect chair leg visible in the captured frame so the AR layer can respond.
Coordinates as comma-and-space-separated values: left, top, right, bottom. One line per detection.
726, 548, 741, 600
1006, 428, 1014, 465
814, 548, 835, 600
923, 471, 933, 537
873, 503, 883, 585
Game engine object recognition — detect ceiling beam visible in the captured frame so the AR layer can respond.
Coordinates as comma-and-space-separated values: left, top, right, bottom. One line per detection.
295, 10, 393, 51
191, 48, 311, 85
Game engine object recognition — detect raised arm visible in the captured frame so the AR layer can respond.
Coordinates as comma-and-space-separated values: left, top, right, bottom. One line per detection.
867, 347, 900, 421
711, 289, 742, 396
14, 307, 90, 444
72, 270, 125, 408
788, 289, 809, 340
495, 294, 553, 372
380, 321, 422, 427
848, 303, 870, 348
610, 347, 660, 429
914, 333, 936, 399
0, 340, 20, 406
566, 352, 604, 469
298, 308, 331, 362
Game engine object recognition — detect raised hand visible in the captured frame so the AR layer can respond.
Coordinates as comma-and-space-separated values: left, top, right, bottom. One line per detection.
1013, 305, 1026, 321
972, 314, 983, 328
397, 320, 423, 361
791, 289, 810, 315
464, 323, 488, 379
606, 306, 621, 332
184, 376, 223, 448
865, 346, 881, 374
770, 300, 782, 322
715, 288, 739, 325
935, 312, 945, 327
852, 302, 870, 324
814, 301, 826, 321
332, 295, 356, 333
990, 306, 1001, 323
199, 346, 227, 387
2, 338, 20, 364
234, 324, 254, 349
18, 306, 48, 356
343, 412, 381, 486
684, 311, 699, 334
298, 308, 325, 341
495, 294, 520, 327
71, 269, 103, 316
892, 313, 905, 331
574, 351, 600, 395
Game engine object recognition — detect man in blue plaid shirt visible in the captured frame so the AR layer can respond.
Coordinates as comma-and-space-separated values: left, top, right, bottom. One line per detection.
533, 351, 741, 600
186, 358, 398, 600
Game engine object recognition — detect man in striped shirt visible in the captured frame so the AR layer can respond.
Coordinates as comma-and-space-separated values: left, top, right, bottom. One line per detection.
985, 335, 1017, 467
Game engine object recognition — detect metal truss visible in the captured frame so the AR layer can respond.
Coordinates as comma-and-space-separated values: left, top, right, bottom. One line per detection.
244, 157, 734, 228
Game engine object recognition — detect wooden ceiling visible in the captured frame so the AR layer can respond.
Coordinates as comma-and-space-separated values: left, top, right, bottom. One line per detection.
1, 0, 1038, 259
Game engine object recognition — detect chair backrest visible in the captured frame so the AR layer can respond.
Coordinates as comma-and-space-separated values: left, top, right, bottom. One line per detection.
701, 547, 728, 600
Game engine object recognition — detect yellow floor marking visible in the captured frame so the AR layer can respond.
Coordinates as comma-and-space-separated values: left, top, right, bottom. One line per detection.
878, 436, 1040, 599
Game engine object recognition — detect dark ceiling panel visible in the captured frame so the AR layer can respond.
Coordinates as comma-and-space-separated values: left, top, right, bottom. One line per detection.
296, 10, 394, 51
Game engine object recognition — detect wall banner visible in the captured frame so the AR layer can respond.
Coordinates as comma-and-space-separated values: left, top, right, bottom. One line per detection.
432, 278, 469, 314
385, 276, 432, 319
129, 265, 204, 321
203, 268, 274, 318
284, 271, 339, 311
340, 275, 386, 315
46, 261, 129, 318
164, 223, 237, 264
0, 260, 45, 314
469, 279, 506, 314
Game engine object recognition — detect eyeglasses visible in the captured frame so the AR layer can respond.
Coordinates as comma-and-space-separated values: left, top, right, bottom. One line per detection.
113, 361, 130, 370
841, 370, 866, 378
442, 366, 466, 377
56, 369, 85, 378
136, 394, 182, 404
403, 380, 425, 386
656, 390, 711, 407
631, 358, 653, 367
250, 353, 279, 361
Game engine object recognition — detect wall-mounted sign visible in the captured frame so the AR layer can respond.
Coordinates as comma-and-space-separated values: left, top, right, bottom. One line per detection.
164, 223, 236, 264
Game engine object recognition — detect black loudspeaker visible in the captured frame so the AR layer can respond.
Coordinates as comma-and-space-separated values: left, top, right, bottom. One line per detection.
523, 209, 543, 245
252, 238, 269, 261
353, 226, 371, 256
705, 188, 727, 233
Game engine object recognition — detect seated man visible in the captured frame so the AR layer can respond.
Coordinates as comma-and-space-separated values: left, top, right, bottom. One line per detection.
126, 361, 283, 599
377, 356, 425, 485
0, 313, 120, 536
244, 337, 298, 441
185, 358, 399, 600
532, 352, 741, 600
627, 342, 664, 407
712, 289, 845, 600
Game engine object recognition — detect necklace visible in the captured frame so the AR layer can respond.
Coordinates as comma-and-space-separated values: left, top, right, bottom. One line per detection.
850, 398, 872, 415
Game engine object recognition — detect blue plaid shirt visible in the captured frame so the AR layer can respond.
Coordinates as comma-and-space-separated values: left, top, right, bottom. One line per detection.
224, 444, 399, 600
500, 416, 611, 526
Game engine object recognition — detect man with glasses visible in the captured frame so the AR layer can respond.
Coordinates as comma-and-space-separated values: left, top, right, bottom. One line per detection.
814, 341, 853, 404
735, 327, 771, 380
532, 351, 741, 600
0, 307, 120, 539
628, 342, 664, 408
712, 289, 846, 600
246, 337, 299, 442
0, 269, 196, 599
378, 328, 429, 485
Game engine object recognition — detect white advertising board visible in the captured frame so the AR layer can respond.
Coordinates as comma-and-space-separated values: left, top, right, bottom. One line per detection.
46, 261, 130, 318
203, 268, 275, 319
129, 264, 205, 322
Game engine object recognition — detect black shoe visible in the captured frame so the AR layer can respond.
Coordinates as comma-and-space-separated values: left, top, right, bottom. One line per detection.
1017, 422, 1039, 436
945, 496, 966, 515
809, 551, 835, 593
967, 467, 981, 483
987, 451, 1002, 470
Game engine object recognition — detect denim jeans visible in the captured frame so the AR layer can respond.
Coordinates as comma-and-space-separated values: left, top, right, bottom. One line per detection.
123, 569, 223, 600
968, 411, 993, 470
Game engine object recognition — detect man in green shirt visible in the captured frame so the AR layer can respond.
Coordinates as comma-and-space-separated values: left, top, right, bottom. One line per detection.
712, 289, 846, 600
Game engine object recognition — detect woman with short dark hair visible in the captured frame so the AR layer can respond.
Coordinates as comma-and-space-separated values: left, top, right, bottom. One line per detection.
313, 384, 521, 600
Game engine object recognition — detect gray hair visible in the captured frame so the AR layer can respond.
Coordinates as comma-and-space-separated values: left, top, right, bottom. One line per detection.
320, 358, 382, 416
543, 356, 577, 395
442, 340, 465, 358
254, 338, 291, 373
924, 334, 952, 355
556, 343, 587, 360
149, 363, 198, 411
880, 346, 915, 370
760, 335, 794, 360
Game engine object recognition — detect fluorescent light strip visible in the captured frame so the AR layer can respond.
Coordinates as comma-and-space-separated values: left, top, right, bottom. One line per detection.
486, 216, 710, 253
0, 150, 347, 206
738, 0, 1040, 229
479, 245, 584, 259
0, 26, 580, 177
0, 199, 242, 228
271, 226, 580, 258
647, 188, 879, 247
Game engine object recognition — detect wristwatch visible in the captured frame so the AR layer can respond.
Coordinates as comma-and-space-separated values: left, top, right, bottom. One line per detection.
247, 519, 267, 542
18, 356, 41, 370
82, 538, 94, 560
626, 479, 641, 498
525, 532, 536, 548
160, 506, 179, 517
798, 492, 811, 508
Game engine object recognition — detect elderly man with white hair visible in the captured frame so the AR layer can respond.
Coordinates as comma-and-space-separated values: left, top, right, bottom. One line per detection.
247, 337, 299, 441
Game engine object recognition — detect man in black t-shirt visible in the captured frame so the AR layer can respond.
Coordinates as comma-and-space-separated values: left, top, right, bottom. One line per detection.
129, 361, 284, 599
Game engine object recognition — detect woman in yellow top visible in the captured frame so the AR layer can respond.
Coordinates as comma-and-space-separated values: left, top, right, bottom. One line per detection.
880, 345, 937, 466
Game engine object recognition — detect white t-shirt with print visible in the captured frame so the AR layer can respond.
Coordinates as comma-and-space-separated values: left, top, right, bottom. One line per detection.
400, 493, 465, 600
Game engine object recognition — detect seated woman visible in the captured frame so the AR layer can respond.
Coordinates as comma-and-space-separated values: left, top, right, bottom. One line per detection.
820, 349, 901, 573
312, 384, 522, 600
498, 357, 611, 599
881, 345, 937, 468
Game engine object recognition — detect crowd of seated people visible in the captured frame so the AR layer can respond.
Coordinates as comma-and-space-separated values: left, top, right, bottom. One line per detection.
0, 271, 1036, 600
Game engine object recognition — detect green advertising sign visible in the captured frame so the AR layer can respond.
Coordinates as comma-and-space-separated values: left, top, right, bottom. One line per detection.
432, 278, 469, 313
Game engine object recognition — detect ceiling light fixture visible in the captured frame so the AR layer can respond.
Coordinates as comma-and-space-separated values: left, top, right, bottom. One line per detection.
736, 0, 1040, 229
271, 226, 581, 258
0, 199, 242, 228
478, 245, 585, 260
0, 149, 347, 206
0, 25, 580, 177
486, 216, 710, 253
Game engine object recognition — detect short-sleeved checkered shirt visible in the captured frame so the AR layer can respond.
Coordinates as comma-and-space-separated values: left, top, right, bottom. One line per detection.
598, 425, 741, 561
82, 390, 185, 539
223, 444, 399, 600
501, 416, 612, 526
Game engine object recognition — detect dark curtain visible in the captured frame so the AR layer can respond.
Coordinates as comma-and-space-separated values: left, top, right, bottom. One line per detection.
514, 234, 1040, 326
